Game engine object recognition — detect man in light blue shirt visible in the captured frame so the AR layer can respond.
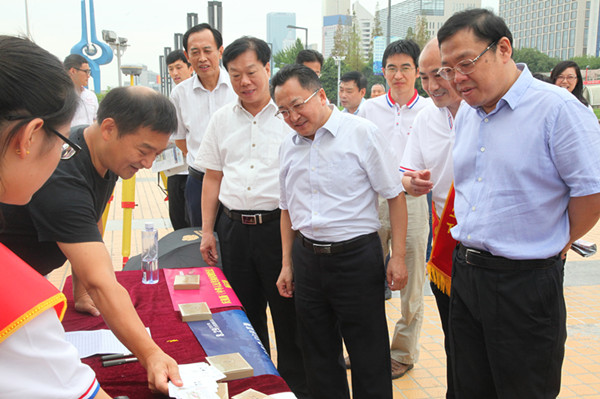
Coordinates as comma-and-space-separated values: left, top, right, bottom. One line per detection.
438, 9, 600, 398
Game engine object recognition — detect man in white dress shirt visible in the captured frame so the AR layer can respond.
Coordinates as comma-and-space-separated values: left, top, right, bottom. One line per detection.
197, 37, 308, 398
64, 54, 98, 127
171, 23, 236, 226
357, 39, 432, 379
399, 38, 463, 399
274, 64, 408, 399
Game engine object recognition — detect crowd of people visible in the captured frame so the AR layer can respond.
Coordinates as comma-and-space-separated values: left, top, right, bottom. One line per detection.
2, 6, 600, 399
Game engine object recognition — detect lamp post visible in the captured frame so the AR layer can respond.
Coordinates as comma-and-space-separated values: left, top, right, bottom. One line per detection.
586, 65, 590, 82
102, 30, 128, 87
287, 25, 308, 49
333, 56, 345, 107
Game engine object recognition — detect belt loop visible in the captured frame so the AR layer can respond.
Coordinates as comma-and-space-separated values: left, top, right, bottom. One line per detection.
258, 213, 263, 224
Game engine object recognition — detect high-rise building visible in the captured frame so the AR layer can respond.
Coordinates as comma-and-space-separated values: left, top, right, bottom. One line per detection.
323, 0, 352, 58
267, 12, 297, 56
499, 0, 600, 58
354, 1, 375, 60
378, 0, 480, 42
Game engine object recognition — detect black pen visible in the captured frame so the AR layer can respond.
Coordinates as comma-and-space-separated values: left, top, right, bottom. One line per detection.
102, 357, 138, 367
101, 353, 129, 361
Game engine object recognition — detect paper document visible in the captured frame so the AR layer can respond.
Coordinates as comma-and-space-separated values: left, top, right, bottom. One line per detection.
65, 328, 150, 358
168, 362, 226, 399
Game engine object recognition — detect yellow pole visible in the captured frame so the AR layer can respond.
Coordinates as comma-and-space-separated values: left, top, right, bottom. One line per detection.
99, 193, 114, 236
121, 73, 137, 266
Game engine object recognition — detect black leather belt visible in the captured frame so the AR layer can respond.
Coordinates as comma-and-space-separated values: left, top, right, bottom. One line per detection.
298, 232, 378, 255
188, 167, 204, 180
222, 206, 280, 225
457, 243, 560, 270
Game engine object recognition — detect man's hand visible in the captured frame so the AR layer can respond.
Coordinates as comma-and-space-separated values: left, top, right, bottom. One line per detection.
141, 350, 182, 394
200, 232, 219, 266
74, 291, 101, 316
387, 255, 408, 291
403, 169, 434, 196
276, 265, 295, 298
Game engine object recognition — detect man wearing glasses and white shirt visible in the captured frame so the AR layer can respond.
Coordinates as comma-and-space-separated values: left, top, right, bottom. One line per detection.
64, 54, 98, 127
357, 39, 431, 379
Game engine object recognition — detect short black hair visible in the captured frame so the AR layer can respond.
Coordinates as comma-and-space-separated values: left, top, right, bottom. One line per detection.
96, 87, 177, 137
1, 36, 78, 159
340, 71, 367, 91
270, 64, 322, 98
295, 49, 324, 67
63, 53, 88, 70
182, 23, 223, 53
382, 39, 421, 69
437, 8, 513, 48
166, 50, 190, 67
551, 60, 588, 106
222, 36, 270, 70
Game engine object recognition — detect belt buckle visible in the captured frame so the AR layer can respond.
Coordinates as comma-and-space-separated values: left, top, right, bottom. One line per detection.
241, 214, 258, 225
465, 248, 480, 265
313, 243, 332, 255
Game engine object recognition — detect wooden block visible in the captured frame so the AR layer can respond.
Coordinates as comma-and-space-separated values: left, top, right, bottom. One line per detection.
178, 302, 212, 322
206, 352, 254, 381
216, 382, 229, 399
231, 388, 272, 399
174, 274, 200, 290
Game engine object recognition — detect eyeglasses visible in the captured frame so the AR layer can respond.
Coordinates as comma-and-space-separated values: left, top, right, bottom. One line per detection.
275, 89, 320, 119
556, 74, 577, 82
384, 65, 415, 76
438, 41, 497, 81
75, 67, 92, 76
5, 115, 82, 160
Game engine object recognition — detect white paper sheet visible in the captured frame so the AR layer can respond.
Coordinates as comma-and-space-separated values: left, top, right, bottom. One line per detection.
65, 328, 150, 358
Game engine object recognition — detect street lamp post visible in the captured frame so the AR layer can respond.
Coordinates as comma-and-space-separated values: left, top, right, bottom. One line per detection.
287, 25, 308, 49
333, 56, 345, 107
102, 30, 128, 87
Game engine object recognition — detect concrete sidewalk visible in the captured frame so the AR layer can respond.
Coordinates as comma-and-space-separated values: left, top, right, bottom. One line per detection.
48, 169, 600, 398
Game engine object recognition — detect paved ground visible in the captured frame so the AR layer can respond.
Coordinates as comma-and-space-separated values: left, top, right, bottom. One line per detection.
48, 169, 600, 398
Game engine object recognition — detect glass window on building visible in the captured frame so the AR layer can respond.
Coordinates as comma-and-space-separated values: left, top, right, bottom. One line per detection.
565, 3, 570, 10
558, 5, 563, 12
552, 0, 556, 5
525, 37, 529, 47
543, 34, 548, 50
571, 20, 576, 27
569, 29, 575, 46
562, 49, 567, 58
549, 32, 555, 49
572, 10, 577, 18
558, 13, 562, 21
586, 19, 589, 27
551, 15, 555, 22
568, 48, 574, 58
564, 22, 568, 28
563, 30, 568, 46
587, 1, 591, 8
558, 0, 563, 4
573, 2, 577, 9
544, 25, 549, 32
538, 27, 542, 34
527, 21, 530, 28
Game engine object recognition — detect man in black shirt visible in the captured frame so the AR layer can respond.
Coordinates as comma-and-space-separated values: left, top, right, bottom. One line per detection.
0, 86, 183, 395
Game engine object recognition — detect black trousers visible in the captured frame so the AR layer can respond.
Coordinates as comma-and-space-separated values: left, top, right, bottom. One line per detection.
292, 234, 392, 399
215, 213, 309, 398
167, 174, 190, 230
449, 247, 566, 399
430, 281, 455, 399
185, 169, 203, 227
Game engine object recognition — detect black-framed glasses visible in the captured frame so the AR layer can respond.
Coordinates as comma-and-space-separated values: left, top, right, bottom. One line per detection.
5, 115, 82, 160
438, 41, 497, 81
384, 65, 415, 76
75, 67, 92, 76
275, 90, 320, 119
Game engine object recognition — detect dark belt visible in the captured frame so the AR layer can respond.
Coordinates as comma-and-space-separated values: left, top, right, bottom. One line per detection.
298, 231, 378, 256
188, 167, 204, 180
222, 206, 280, 225
457, 243, 560, 270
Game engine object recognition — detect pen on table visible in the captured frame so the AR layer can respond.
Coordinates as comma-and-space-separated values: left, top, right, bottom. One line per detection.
103, 357, 138, 367
101, 353, 129, 361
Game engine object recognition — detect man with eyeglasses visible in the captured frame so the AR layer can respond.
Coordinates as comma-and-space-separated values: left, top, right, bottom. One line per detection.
0, 86, 184, 395
437, 9, 600, 398
356, 39, 432, 380
273, 64, 408, 399
196, 37, 309, 398
64, 54, 98, 127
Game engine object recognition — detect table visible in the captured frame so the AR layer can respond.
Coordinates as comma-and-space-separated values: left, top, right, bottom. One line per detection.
61, 269, 291, 398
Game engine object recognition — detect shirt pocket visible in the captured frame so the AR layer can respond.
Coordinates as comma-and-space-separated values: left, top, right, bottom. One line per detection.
323, 157, 364, 196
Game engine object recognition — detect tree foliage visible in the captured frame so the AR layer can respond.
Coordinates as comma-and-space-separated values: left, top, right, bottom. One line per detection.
345, 10, 366, 71
273, 38, 304, 69
512, 47, 559, 72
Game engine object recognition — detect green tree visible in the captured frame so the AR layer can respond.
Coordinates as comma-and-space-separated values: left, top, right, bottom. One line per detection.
571, 55, 600, 70
345, 10, 366, 71
405, 27, 415, 41
413, 16, 431, 49
512, 47, 559, 73
369, 2, 383, 61
320, 57, 351, 105
273, 38, 304, 68
331, 17, 348, 58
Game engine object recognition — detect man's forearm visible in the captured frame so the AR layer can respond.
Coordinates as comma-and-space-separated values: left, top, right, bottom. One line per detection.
388, 193, 408, 259
280, 209, 295, 269
175, 139, 188, 157
567, 193, 600, 245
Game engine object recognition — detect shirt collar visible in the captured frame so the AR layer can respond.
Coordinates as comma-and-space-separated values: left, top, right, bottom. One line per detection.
386, 89, 419, 109
342, 98, 366, 115
233, 97, 278, 118
292, 105, 339, 145
475, 63, 529, 116
192, 67, 231, 92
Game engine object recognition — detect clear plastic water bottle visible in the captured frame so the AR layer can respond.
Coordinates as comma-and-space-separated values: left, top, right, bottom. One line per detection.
141, 222, 159, 284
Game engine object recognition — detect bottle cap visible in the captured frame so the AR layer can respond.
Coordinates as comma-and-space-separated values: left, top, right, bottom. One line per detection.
145, 222, 154, 231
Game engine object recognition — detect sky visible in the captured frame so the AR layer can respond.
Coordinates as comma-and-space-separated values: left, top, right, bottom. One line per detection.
1, 0, 497, 90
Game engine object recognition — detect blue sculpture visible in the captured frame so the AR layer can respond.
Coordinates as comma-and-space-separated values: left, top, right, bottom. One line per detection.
70, 0, 113, 93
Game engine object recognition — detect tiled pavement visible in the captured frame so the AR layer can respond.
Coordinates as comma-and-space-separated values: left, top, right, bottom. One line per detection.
48, 169, 600, 398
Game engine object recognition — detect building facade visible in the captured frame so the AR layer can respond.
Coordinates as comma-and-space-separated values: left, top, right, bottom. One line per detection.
499, 0, 600, 58
378, 0, 480, 42
267, 12, 297, 56
354, 1, 375, 60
